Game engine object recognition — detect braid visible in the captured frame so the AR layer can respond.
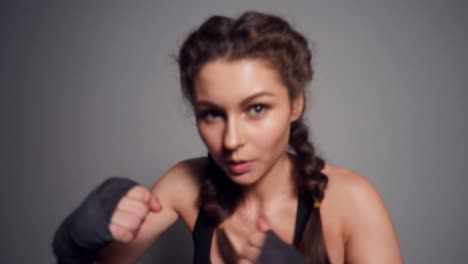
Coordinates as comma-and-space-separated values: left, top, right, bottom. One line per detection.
289, 119, 330, 264
199, 154, 241, 263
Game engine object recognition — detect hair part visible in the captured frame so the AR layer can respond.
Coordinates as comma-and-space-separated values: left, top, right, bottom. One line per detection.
178, 11, 330, 264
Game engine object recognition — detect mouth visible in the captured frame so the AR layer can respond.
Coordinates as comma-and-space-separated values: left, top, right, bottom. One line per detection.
226, 160, 253, 175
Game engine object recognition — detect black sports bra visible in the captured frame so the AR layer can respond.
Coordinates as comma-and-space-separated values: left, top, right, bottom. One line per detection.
192, 195, 313, 264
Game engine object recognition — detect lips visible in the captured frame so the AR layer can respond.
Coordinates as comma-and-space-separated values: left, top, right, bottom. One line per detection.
226, 160, 253, 175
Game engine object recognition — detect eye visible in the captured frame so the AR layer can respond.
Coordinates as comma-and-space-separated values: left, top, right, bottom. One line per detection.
197, 109, 223, 122
249, 104, 268, 117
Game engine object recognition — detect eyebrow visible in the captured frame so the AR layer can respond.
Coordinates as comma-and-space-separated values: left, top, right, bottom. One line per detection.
195, 91, 275, 109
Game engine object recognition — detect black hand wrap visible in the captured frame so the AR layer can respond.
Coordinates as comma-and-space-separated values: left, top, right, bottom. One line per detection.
257, 230, 307, 264
52, 177, 138, 264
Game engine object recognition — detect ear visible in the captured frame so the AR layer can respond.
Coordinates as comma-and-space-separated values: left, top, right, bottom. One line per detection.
290, 91, 304, 122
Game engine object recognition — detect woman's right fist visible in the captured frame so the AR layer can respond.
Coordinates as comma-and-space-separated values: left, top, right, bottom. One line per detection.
53, 177, 140, 262
109, 186, 162, 243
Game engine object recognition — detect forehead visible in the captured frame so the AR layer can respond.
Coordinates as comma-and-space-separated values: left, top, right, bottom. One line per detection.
194, 59, 288, 105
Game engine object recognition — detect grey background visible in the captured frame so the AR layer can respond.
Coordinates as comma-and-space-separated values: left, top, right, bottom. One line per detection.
1, 0, 467, 263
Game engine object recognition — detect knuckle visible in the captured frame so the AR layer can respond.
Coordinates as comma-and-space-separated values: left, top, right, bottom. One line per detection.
116, 197, 130, 210
248, 233, 264, 247
120, 231, 135, 243
117, 198, 149, 218
110, 210, 123, 222
239, 244, 247, 255
237, 259, 252, 264
109, 223, 119, 238
238, 244, 252, 259
110, 224, 130, 242
125, 216, 141, 230
127, 186, 148, 200
137, 204, 150, 218
133, 198, 150, 211
112, 210, 142, 230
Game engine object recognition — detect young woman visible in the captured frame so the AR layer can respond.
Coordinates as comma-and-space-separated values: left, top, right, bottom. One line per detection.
54, 11, 403, 264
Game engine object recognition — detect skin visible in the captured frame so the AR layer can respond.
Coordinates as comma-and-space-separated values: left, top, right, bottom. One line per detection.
97, 59, 403, 264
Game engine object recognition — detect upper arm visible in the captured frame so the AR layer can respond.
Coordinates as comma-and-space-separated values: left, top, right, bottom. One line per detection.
342, 172, 403, 264
98, 159, 201, 264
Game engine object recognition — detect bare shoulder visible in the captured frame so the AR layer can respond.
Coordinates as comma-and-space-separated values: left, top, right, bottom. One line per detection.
322, 164, 388, 232
150, 156, 207, 228
322, 164, 402, 263
323, 164, 382, 205
151, 156, 206, 194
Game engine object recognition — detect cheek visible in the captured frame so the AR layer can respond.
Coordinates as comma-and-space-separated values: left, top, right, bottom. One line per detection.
197, 123, 222, 151
249, 113, 291, 150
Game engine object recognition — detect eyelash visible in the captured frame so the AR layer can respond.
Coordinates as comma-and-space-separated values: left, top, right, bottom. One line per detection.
249, 104, 268, 116
197, 104, 269, 121
197, 110, 223, 121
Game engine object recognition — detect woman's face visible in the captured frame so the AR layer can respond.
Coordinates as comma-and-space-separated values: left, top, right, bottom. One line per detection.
194, 59, 303, 186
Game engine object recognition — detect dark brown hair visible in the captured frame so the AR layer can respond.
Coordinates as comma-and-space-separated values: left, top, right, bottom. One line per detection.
177, 11, 330, 264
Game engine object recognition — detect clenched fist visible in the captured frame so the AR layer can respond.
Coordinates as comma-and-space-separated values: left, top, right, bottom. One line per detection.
109, 185, 162, 243
52, 177, 158, 263
236, 217, 270, 264
223, 216, 307, 264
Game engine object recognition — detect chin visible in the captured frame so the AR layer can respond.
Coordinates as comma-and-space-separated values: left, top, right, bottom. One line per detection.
225, 171, 262, 187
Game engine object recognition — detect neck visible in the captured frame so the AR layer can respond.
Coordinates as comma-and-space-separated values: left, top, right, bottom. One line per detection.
242, 152, 296, 213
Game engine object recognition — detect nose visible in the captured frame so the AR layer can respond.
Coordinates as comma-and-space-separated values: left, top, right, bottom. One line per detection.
223, 116, 244, 151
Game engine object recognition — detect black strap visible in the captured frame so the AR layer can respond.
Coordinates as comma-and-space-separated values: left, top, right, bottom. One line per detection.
258, 230, 307, 264
192, 208, 216, 264
293, 195, 313, 248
